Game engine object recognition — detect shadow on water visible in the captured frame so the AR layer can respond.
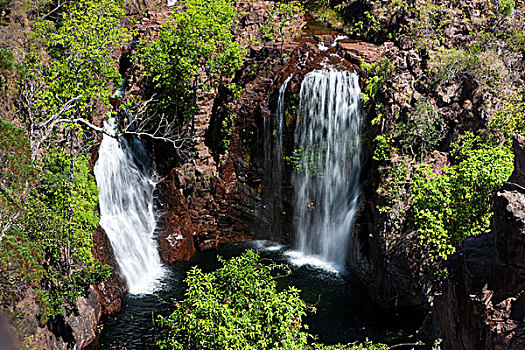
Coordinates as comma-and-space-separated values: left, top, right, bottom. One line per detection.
87, 241, 424, 349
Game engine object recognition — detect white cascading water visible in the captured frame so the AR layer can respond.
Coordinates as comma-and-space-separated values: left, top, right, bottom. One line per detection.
261, 75, 293, 240
94, 118, 163, 294
293, 70, 362, 267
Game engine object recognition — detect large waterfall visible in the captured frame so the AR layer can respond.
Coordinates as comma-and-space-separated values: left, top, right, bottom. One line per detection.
293, 70, 362, 267
94, 119, 163, 294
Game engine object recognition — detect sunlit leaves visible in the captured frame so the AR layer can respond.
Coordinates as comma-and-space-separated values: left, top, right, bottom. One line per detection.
157, 250, 313, 350
411, 134, 513, 266
26, 0, 128, 120
138, 0, 246, 120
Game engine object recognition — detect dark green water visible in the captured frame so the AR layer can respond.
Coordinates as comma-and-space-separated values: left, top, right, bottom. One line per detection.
87, 241, 424, 349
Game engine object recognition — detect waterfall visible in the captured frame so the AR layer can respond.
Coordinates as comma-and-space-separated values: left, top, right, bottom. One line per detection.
261, 75, 292, 240
94, 118, 163, 294
293, 70, 362, 267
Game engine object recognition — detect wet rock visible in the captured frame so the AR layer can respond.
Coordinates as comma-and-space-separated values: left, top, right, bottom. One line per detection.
337, 41, 380, 65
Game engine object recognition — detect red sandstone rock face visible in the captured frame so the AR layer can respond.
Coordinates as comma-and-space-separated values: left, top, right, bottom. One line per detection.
91, 226, 126, 314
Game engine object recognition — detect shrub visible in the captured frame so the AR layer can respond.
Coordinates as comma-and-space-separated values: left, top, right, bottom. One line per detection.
0, 47, 14, 71
488, 90, 525, 145
157, 250, 390, 350
372, 134, 395, 162
261, 1, 304, 57
157, 250, 313, 350
411, 134, 513, 265
311, 340, 388, 350
497, 0, 515, 16
396, 100, 441, 160
428, 47, 477, 82
428, 46, 510, 90
360, 59, 392, 105
0, 231, 44, 308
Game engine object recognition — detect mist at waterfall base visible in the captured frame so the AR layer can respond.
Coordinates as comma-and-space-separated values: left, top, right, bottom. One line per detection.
87, 241, 424, 350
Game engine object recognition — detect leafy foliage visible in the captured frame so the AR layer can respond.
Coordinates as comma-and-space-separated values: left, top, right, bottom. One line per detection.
24, 0, 127, 120
284, 145, 327, 177
138, 0, 246, 120
488, 90, 525, 145
0, 0, 121, 327
27, 149, 99, 265
0, 47, 15, 89
311, 341, 388, 350
396, 100, 441, 160
220, 113, 238, 149
427, 47, 478, 83
347, 10, 382, 39
0, 230, 44, 308
157, 250, 389, 350
0, 119, 35, 233
497, 0, 515, 16
16, 149, 109, 322
0, 143, 110, 322
428, 46, 511, 90
157, 250, 313, 350
372, 134, 395, 162
410, 134, 513, 265
360, 59, 392, 105
260, 2, 304, 56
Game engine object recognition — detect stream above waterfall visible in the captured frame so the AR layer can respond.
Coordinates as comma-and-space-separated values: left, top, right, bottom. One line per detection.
87, 241, 424, 350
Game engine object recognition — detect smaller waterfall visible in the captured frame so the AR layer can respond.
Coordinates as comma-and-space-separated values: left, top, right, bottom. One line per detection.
94, 119, 163, 294
261, 75, 293, 240
293, 70, 362, 267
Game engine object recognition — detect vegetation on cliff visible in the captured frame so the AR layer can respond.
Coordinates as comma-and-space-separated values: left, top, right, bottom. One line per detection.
1, 0, 523, 347
0, 0, 126, 337
310, 0, 525, 283
136, 0, 246, 159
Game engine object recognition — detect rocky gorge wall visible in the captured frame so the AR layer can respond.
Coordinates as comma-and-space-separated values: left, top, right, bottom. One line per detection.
9, 0, 525, 349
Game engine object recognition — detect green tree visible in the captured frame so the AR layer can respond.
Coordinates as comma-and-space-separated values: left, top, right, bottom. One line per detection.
260, 2, 304, 57
137, 0, 246, 134
157, 250, 390, 350
157, 250, 313, 350
396, 100, 441, 160
488, 90, 525, 145
19, 149, 110, 322
18, 0, 128, 157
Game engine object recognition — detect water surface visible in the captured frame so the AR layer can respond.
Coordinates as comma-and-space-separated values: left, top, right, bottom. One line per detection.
87, 241, 424, 349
